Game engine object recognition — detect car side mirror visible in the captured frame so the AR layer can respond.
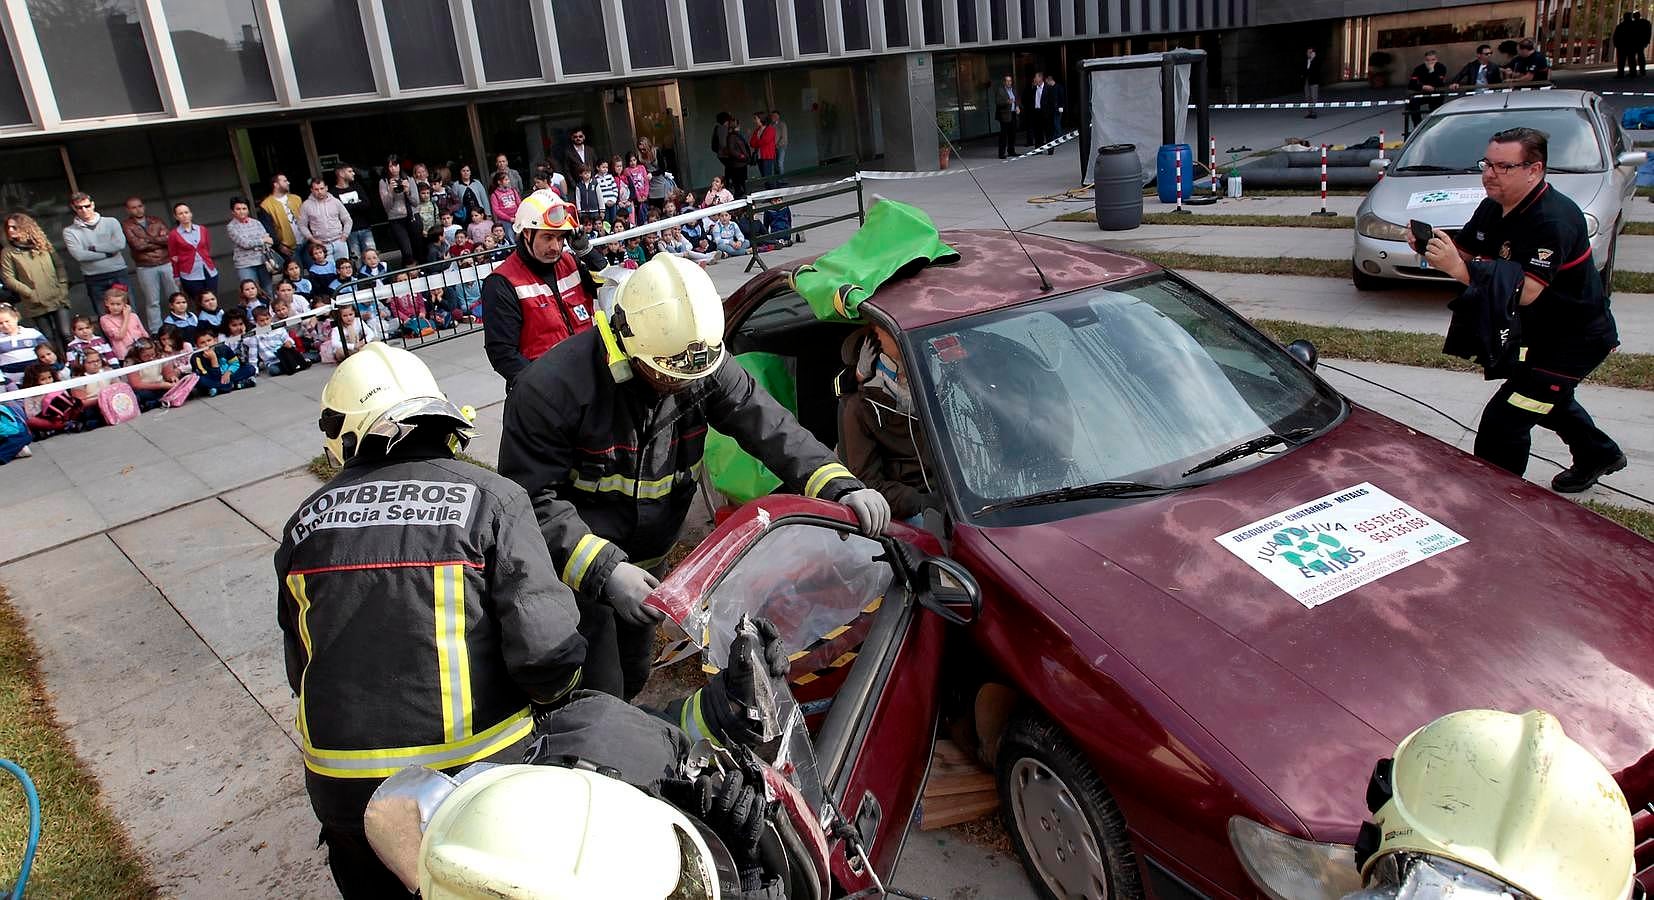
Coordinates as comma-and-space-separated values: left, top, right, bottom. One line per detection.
1287, 339, 1318, 369
1368, 157, 1392, 171
1616, 151, 1649, 168
915, 556, 980, 625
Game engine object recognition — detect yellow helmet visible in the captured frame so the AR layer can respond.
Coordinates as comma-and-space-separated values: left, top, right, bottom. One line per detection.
417, 765, 724, 900
611, 253, 725, 383
1355, 709, 1635, 900
318, 343, 473, 466
513, 189, 577, 234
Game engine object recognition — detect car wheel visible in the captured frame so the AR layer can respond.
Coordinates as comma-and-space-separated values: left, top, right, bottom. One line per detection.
998, 710, 1144, 900
1600, 232, 1618, 298
1351, 264, 1385, 291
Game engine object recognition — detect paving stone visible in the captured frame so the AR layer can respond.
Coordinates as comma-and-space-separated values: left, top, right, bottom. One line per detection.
0, 534, 152, 613
176, 434, 309, 494
109, 499, 272, 586
0, 489, 109, 564
156, 790, 332, 899
78, 457, 213, 527
222, 472, 326, 541
154, 542, 280, 663
223, 638, 300, 747
0, 449, 74, 507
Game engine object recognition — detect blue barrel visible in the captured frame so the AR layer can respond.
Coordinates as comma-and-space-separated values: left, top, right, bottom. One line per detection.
1156, 143, 1195, 204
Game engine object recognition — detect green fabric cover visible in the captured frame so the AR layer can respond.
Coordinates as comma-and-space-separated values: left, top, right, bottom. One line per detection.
704, 352, 798, 502
789, 199, 958, 323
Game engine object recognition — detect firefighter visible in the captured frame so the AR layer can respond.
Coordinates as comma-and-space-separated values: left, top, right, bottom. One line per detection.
481, 189, 599, 393
499, 253, 891, 701
276, 343, 586, 898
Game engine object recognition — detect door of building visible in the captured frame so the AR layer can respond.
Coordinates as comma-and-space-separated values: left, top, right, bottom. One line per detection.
235, 124, 309, 201
628, 82, 685, 179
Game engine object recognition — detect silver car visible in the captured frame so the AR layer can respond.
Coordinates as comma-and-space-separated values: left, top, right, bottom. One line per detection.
1353, 89, 1646, 292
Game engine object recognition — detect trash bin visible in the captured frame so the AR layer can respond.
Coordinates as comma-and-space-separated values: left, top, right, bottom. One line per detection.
1094, 144, 1142, 231
1155, 143, 1195, 204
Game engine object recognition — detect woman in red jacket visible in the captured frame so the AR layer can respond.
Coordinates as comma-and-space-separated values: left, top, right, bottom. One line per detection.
750, 111, 778, 186
167, 202, 220, 303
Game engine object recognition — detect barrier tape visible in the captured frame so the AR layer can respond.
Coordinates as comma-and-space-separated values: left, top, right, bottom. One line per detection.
1194, 85, 1558, 111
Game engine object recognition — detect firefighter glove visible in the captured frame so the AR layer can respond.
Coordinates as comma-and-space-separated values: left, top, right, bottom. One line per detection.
603, 561, 664, 627
842, 488, 891, 536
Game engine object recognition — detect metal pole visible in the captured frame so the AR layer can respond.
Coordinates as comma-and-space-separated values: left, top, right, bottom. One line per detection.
1172, 145, 1190, 214
1193, 54, 1210, 178
1211, 135, 1218, 195
1159, 56, 1177, 147
1377, 129, 1386, 181
1312, 144, 1335, 217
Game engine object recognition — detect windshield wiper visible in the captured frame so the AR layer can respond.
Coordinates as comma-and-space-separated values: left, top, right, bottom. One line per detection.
976, 480, 1178, 515
1181, 427, 1317, 478
1393, 164, 1472, 173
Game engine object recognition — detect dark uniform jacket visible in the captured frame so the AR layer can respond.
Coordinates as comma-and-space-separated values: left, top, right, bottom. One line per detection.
498, 329, 863, 603
1454, 181, 1618, 374
1444, 259, 1525, 380
1408, 62, 1448, 92
274, 448, 586, 789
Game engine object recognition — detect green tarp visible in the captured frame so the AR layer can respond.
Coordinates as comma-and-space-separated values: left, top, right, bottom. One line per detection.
788, 199, 957, 323
704, 352, 797, 503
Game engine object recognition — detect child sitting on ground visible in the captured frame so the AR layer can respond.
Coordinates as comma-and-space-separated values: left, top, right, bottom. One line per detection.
304, 242, 338, 297
387, 272, 436, 337
441, 256, 483, 324
237, 278, 270, 315
34, 340, 71, 379
0, 303, 46, 390
18, 363, 82, 437
162, 292, 199, 343
67, 354, 112, 430
196, 290, 225, 331
99, 285, 148, 359
125, 338, 179, 409
624, 235, 648, 268
282, 259, 313, 297
65, 317, 117, 369
358, 248, 389, 283
324, 304, 378, 363
191, 329, 256, 396
250, 305, 310, 375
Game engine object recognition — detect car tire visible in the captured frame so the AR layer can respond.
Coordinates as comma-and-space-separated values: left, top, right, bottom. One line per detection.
1600, 232, 1618, 298
997, 709, 1144, 900
1351, 264, 1385, 292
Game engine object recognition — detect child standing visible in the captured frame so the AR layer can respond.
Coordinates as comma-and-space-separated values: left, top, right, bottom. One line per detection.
489, 172, 521, 243
161, 292, 199, 344
98, 286, 149, 360
594, 161, 620, 224
190, 330, 256, 395
622, 153, 650, 211
66, 317, 118, 369
466, 210, 493, 246
574, 166, 601, 224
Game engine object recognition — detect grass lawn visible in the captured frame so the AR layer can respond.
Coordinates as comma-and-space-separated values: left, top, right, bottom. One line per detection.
308, 451, 495, 481
1580, 500, 1654, 541
1625, 221, 1654, 237
1054, 210, 1356, 228
1133, 250, 1654, 295
1250, 318, 1654, 391
0, 587, 156, 898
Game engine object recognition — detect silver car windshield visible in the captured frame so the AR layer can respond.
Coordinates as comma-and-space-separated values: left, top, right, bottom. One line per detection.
911, 274, 1344, 511
1392, 108, 1606, 173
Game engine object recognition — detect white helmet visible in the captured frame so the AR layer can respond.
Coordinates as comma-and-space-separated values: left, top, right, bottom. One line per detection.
513, 189, 577, 234
611, 253, 725, 383
318, 343, 473, 466
418, 765, 725, 900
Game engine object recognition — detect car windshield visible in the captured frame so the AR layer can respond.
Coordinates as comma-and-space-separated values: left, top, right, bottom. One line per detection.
909, 273, 1344, 513
1393, 108, 1605, 173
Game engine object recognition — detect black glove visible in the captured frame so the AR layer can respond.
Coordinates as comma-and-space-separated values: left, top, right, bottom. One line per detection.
659, 768, 772, 866
701, 617, 791, 748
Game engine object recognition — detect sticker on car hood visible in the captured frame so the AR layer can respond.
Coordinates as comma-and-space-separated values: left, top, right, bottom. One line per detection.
1214, 482, 1467, 609
1406, 188, 1486, 209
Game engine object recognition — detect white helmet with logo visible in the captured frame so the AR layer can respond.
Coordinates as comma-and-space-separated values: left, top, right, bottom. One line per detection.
318, 343, 473, 466
513, 189, 577, 234
611, 253, 725, 383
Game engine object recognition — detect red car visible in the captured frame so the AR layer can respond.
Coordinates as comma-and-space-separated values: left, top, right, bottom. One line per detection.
648, 230, 1654, 899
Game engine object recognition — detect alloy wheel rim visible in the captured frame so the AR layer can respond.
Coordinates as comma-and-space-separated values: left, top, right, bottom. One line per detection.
1008, 757, 1109, 900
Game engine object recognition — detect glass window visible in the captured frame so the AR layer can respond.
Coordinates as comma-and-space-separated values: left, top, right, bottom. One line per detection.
883, 0, 909, 47
158, 0, 277, 108
1020, 0, 1035, 37
913, 275, 1344, 513
384, 0, 463, 88
277, 0, 375, 98
842, 0, 871, 51
622, 0, 673, 68
551, 0, 611, 74
0, 17, 33, 125
26, 0, 163, 119
1048, 0, 1063, 34
687, 0, 731, 63
1074, 0, 1087, 32
744, 0, 781, 59
1394, 109, 1606, 174
922, 0, 943, 44
958, 0, 978, 41
796, 0, 828, 54
474, 0, 539, 81
990, 0, 1008, 40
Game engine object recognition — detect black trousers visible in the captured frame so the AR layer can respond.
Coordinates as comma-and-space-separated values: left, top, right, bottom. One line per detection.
1636, 48, 1648, 76
576, 597, 656, 701
1406, 94, 1443, 128
1473, 359, 1620, 477
998, 120, 1017, 157
319, 824, 412, 899
724, 162, 749, 199
384, 219, 419, 268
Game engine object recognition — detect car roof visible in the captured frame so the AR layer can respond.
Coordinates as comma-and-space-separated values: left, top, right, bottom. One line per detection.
1435, 88, 1594, 114
833, 228, 1160, 330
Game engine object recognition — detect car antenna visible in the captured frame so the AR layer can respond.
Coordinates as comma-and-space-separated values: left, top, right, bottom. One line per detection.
927, 101, 1053, 292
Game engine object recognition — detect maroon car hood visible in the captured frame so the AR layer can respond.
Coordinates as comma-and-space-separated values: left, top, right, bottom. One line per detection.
984, 407, 1654, 841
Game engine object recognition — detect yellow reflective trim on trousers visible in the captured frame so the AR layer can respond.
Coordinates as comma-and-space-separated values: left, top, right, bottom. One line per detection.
561, 534, 612, 590
301, 707, 534, 779
572, 462, 704, 500
286, 574, 315, 743
805, 463, 855, 499
1508, 392, 1555, 415
434, 565, 472, 743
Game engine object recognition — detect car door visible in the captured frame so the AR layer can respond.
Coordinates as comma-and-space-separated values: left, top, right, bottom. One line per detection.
648, 495, 950, 889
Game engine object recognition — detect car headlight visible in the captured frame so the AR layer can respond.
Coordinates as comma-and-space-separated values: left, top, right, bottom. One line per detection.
1356, 212, 1408, 241
1229, 816, 1365, 900
1583, 212, 1600, 238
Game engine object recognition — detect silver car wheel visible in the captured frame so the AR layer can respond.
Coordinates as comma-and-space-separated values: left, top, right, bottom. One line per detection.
1008, 757, 1109, 900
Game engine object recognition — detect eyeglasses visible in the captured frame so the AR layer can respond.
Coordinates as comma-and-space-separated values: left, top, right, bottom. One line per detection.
1476, 158, 1536, 175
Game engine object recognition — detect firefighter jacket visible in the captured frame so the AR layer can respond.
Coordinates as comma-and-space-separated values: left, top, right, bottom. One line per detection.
274, 447, 586, 781
482, 242, 597, 391
498, 329, 864, 603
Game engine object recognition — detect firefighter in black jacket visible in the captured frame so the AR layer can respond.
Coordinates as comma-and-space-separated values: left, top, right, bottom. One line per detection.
276, 343, 586, 898
1415, 127, 1624, 493
499, 253, 891, 701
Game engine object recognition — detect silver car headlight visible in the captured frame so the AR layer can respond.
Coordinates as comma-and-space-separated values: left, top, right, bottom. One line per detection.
1584, 212, 1600, 238
1229, 816, 1365, 900
1356, 212, 1409, 242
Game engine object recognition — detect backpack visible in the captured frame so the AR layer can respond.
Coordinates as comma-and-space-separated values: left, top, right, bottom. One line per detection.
97, 381, 141, 425
160, 375, 198, 408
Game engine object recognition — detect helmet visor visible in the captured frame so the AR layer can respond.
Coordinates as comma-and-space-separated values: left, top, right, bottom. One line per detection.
651, 340, 724, 381
364, 396, 475, 453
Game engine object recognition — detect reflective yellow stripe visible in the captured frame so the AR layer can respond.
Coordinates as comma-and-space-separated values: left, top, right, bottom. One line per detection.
572, 462, 703, 500
286, 574, 315, 743
681, 689, 722, 749
300, 707, 535, 779
434, 565, 472, 743
805, 462, 855, 499
561, 534, 612, 590
1508, 392, 1555, 415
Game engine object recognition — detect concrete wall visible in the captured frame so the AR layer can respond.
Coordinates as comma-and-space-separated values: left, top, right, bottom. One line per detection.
1252, 0, 1500, 27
